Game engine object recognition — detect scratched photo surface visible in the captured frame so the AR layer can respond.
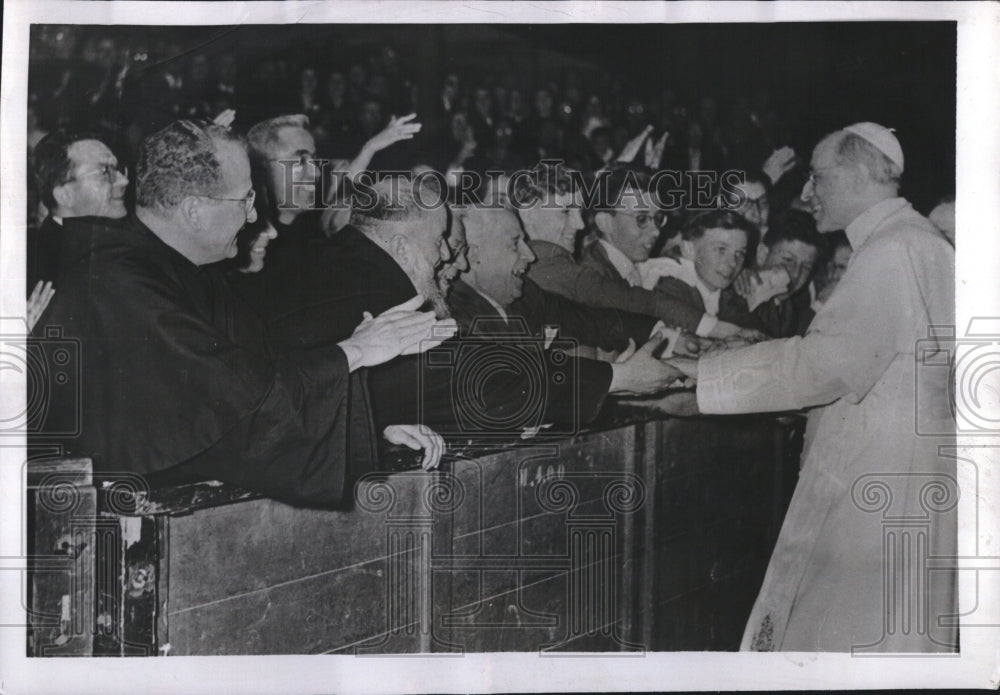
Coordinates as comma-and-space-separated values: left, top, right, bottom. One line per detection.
2, 2, 997, 694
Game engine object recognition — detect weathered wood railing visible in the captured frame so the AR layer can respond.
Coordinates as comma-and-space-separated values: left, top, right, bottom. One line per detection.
28, 411, 803, 656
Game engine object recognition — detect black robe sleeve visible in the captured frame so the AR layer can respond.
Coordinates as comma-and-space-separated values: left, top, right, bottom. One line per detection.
41, 220, 377, 509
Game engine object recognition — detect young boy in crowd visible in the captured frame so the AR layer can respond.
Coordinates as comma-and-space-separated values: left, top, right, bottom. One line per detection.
645, 209, 765, 334
734, 209, 824, 338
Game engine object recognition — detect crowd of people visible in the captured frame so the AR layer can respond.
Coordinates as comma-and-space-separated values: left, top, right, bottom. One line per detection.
26, 31, 957, 655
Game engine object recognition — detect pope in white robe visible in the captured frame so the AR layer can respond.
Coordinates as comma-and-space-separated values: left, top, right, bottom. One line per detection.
679, 124, 957, 652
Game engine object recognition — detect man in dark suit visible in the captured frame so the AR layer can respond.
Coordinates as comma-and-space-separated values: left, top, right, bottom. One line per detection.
29, 130, 129, 290
451, 205, 685, 414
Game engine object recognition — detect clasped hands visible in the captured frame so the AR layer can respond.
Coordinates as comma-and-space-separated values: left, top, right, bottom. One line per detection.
608, 329, 704, 396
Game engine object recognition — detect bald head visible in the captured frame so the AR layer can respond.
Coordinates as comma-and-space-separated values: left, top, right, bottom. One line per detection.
462, 206, 536, 308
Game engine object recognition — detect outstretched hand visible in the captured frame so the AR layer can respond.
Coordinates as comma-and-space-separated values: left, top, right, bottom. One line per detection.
365, 113, 422, 154
761, 146, 796, 185
666, 356, 699, 381
608, 332, 684, 395
619, 390, 700, 417
383, 424, 445, 471
733, 267, 790, 310
212, 109, 236, 129
337, 295, 458, 371
26, 280, 55, 332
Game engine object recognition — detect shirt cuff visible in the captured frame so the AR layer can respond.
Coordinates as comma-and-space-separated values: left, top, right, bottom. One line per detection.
695, 313, 718, 338
695, 352, 725, 413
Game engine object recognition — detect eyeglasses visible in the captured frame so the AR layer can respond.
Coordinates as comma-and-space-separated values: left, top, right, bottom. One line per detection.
269, 153, 316, 167
615, 209, 667, 230
740, 196, 770, 215
201, 189, 256, 214
807, 165, 841, 186
71, 163, 128, 185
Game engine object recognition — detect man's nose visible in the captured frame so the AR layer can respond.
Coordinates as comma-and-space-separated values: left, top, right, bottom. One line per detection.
570, 209, 584, 230
801, 178, 814, 203
521, 242, 536, 264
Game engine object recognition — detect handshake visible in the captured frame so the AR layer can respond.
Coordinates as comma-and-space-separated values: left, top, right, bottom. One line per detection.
609, 328, 709, 417
607, 328, 701, 409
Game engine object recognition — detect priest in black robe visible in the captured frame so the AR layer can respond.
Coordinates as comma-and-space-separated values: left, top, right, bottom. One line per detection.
34, 120, 451, 508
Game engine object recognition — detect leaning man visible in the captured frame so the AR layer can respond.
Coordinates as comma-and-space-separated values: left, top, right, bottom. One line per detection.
671, 123, 956, 652
36, 120, 451, 507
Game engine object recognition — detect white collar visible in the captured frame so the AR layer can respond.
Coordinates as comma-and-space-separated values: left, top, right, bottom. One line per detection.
473, 287, 508, 322
844, 197, 909, 250
693, 274, 722, 316
51, 215, 64, 225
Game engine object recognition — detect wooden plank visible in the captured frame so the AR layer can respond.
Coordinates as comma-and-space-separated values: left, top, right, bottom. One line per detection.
165, 469, 435, 655
30, 471, 96, 657
440, 427, 642, 652
643, 416, 803, 651
166, 556, 401, 655
26, 457, 92, 489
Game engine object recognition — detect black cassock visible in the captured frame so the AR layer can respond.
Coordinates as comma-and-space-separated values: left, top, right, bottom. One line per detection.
35, 215, 376, 508
232, 224, 617, 437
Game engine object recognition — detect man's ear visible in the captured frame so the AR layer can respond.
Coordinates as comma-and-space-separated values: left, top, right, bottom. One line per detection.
389, 234, 409, 264
465, 242, 481, 266
680, 238, 696, 261
849, 163, 870, 193
756, 243, 769, 267
51, 183, 73, 212
178, 196, 202, 230
593, 210, 613, 236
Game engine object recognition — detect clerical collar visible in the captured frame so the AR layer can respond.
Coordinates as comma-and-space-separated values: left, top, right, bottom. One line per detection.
845, 197, 909, 250
51, 216, 63, 225
599, 239, 640, 286
471, 286, 509, 322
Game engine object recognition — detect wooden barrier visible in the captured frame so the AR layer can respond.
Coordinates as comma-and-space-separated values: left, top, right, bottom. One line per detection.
28, 413, 803, 655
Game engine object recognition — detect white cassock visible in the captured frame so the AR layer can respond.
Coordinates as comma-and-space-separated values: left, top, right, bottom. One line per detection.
697, 197, 957, 652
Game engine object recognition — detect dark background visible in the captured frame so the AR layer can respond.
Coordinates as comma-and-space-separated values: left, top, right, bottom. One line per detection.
29, 21, 956, 211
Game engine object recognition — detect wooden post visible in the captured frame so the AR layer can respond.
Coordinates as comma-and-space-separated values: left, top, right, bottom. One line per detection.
28, 458, 96, 657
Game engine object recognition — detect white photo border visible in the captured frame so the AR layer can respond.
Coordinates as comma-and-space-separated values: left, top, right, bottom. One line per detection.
1, 1, 997, 692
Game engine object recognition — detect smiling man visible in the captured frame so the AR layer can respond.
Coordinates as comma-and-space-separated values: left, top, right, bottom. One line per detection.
523, 162, 756, 341
36, 120, 451, 506
669, 122, 956, 652
449, 205, 682, 410
29, 130, 129, 289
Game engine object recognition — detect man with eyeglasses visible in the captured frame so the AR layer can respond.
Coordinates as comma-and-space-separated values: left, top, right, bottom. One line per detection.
29, 130, 128, 302
522, 162, 757, 342
667, 122, 956, 652
35, 119, 454, 507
